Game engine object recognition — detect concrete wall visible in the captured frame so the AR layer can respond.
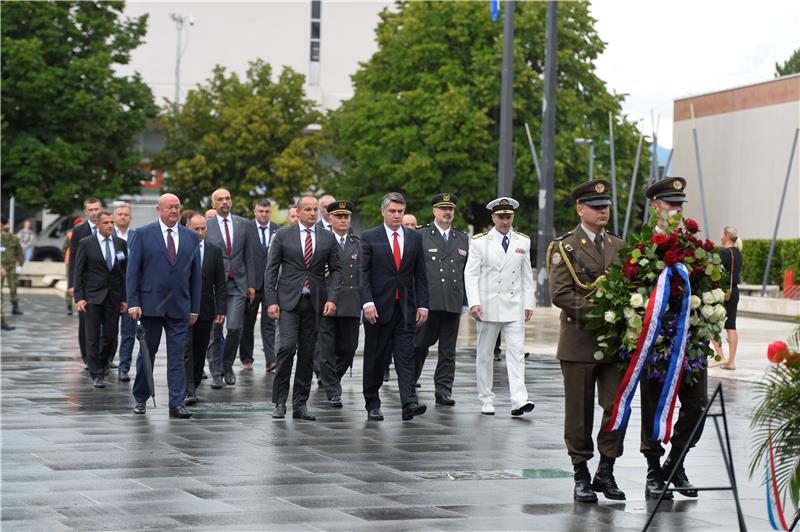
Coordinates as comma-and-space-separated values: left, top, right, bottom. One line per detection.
671, 75, 800, 240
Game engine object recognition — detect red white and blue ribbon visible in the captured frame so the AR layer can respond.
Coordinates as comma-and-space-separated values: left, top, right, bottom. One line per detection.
765, 426, 790, 530
652, 263, 691, 443
606, 265, 674, 433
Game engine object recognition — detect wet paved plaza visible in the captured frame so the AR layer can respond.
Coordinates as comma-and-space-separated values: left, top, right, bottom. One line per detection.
1, 294, 776, 530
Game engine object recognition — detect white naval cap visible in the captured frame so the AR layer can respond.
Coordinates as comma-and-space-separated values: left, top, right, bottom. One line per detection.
486, 197, 519, 214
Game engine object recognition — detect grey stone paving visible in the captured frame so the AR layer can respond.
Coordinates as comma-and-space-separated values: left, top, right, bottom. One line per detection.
1, 294, 772, 531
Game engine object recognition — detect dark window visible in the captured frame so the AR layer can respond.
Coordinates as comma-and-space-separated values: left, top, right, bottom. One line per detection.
311, 21, 320, 39
310, 41, 320, 62
311, 0, 321, 20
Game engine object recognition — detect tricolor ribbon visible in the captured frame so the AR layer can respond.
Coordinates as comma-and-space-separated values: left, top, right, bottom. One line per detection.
765, 426, 790, 530
606, 263, 692, 443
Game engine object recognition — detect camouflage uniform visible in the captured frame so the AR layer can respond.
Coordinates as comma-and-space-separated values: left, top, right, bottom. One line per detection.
1, 224, 23, 324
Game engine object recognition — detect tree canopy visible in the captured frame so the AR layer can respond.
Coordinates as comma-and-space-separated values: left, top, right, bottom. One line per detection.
157, 60, 325, 215
326, 1, 650, 233
1, 1, 158, 214
775, 47, 800, 77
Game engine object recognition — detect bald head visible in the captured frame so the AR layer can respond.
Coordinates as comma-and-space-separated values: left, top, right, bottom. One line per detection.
211, 188, 232, 217
157, 194, 181, 227
319, 195, 335, 223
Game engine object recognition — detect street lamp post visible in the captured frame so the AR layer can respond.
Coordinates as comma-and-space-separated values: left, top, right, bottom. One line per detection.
574, 138, 594, 181
170, 13, 194, 109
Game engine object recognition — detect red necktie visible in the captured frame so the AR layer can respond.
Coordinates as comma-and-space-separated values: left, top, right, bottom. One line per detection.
223, 218, 232, 255
393, 231, 401, 300
167, 228, 177, 265
303, 228, 313, 288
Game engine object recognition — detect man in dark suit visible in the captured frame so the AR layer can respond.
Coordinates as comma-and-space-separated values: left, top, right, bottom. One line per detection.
205, 188, 256, 388
265, 195, 342, 421
73, 211, 128, 388
358, 192, 430, 422
114, 203, 137, 381
182, 213, 226, 406
317, 201, 361, 408
240, 199, 280, 372
127, 194, 201, 418
69, 197, 103, 368
413, 193, 469, 406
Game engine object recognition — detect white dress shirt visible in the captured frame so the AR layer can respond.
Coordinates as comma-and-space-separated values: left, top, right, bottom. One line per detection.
384, 224, 404, 258
114, 227, 130, 241
96, 232, 115, 268
158, 219, 179, 251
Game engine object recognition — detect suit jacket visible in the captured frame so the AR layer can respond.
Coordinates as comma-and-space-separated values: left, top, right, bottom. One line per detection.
126, 221, 202, 319
264, 223, 342, 312
245, 220, 281, 292
68, 221, 94, 288
198, 241, 227, 321
73, 234, 127, 306
328, 233, 361, 317
357, 225, 429, 325
548, 225, 625, 363
416, 224, 468, 313
465, 227, 534, 322
205, 214, 256, 295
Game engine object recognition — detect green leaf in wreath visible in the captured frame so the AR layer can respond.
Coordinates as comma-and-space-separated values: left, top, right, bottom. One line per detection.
695, 248, 706, 259
593, 351, 604, 360
631, 249, 642, 259
656, 261, 665, 270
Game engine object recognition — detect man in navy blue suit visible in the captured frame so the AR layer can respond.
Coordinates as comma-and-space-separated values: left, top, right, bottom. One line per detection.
358, 192, 430, 422
126, 194, 202, 418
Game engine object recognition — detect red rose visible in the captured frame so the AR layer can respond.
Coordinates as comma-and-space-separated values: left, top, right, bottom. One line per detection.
624, 262, 639, 279
670, 281, 684, 298
767, 341, 790, 363
690, 265, 706, 280
703, 240, 715, 252
651, 234, 670, 248
635, 243, 647, 252
664, 250, 680, 266
668, 234, 681, 249
685, 218, 700, 234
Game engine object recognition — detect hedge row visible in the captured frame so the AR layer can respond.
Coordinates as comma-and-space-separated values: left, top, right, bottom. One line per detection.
740, 239, 800, 287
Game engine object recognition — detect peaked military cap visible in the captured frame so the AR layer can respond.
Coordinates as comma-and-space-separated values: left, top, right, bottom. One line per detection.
646, 176, 687, 203
432, 193, 458, 208
487, 197, 519, 214
570, 179, 612, 207
326, 200, 354, 215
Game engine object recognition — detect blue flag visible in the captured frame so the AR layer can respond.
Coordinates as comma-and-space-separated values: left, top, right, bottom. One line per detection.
490, 0, 500, 22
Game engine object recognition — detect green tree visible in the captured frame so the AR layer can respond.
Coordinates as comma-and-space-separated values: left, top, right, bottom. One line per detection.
326, 1, 650, 233
775, 47, 800, 77
157, 61, 325, 214
2, 1, 158, 214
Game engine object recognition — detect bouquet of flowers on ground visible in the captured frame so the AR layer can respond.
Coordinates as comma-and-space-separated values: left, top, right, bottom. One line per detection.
586, 211, 728, 442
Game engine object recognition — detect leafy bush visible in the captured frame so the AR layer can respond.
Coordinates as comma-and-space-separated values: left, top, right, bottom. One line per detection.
741, 239, 800, 287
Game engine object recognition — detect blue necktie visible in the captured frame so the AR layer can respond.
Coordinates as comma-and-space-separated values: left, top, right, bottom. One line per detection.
502, 235, 509, 254
260, 226, 268, 251
92, 225, 97, 237
104, 238, 113, 271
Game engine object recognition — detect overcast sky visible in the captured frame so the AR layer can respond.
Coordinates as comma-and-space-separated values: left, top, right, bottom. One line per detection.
123, 1, 800, 149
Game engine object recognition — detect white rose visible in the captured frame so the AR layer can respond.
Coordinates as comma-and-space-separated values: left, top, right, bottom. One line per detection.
714, 304, 727, 321
690, 295, 702, 310
689, 314, 700, 326
699, 327, 713, 339
712, 288, 725, 303
626, 329, 640, 342
630, 293, 645, 308
702, 291, 715, 305
623, 307, 636, 319
627, 314, 643, 332
700, 305, 715, 320
604, 310, 617, 323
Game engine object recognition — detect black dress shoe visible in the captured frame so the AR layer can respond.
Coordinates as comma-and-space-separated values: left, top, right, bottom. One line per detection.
0, 320, 14, 330
511, 402, 535, 416
223, 370, 236, 385
211, 376, 223, 389
272, 403, 286, 419
92, 377, 106, 388
367, 408, 384, 421
383, 368, 390, 382
329, 396, 343, 408
435, 395, 456, 406
573, 462, 599, 503
169, 406, 192, 419
184, 394, 198, 406
402, 402, 427, 421
133, 402, 146, 415
663, 455, 698, 497
118, 372, 130, 382
292, 405, 316, 420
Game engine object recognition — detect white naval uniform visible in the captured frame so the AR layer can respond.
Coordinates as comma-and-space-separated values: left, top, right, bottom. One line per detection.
464, 227, 535, 410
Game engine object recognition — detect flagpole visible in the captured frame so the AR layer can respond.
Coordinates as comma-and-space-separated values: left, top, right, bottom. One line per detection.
497, 0, 515, 197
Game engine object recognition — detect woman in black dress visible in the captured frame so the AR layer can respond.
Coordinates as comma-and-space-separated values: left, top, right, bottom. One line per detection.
712, 226, 743, 370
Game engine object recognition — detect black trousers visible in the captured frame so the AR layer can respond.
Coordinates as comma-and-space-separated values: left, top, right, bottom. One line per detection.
413, 310, 460, 396
78, 311, 87, 360
318, 316, 360, 399
640, 368, 708, 457
84, 297, 119, 379
240, 288, 277, 365
363, 301, 417, 411
272, 295, 318, 407
183, 319, 214, 395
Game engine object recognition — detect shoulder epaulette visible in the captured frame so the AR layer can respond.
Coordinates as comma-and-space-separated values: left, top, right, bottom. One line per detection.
348, 234, 360, 241
451, 227, 466, 236
553, 231, 573, 242
418, 223, 431, 230
472, 232, 486, 239
512, 230, 529, 239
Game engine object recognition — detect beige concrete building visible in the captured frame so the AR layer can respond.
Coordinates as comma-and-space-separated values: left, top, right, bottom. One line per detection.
672, 75, 800, 240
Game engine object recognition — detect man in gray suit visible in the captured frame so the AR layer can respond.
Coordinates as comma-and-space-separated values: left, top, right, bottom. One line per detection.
240, 199, 280, 372
205, 188, 256, 388
265, 195, 342, 421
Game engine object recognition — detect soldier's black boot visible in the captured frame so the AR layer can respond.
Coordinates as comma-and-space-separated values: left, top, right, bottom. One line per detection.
645, 455, 673, 500
663, 450, 698, 497
11, 303, 22, 315
573, 461, 598, 503
1, 319, 15, 331
592, 455, 626, 500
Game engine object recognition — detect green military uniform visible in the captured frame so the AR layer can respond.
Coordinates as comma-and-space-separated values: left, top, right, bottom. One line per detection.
1, 219, 23, 326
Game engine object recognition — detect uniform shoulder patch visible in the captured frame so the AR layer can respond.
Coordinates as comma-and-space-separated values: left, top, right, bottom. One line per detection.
417, 223, 431, 229
512, 230, 529, 239
349, 234, 360, 241
451, 227, 466, 237
553, 231, 573, 242
605, 230, 622, 240
472, 232, 486, 239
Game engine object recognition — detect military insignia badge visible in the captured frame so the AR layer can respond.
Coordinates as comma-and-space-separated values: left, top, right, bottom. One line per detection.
580, 238, 587, 244
500, 199, 509, 206
443, 194, 450, 201
673, 180, 683, 190
458, 248, 467, 256
552, 252, 562, 265
339, 202, 346, 209
595, 183, 605, 193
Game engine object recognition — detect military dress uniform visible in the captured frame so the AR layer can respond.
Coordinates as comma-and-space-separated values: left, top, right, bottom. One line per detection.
413, 193, 468, 405
317, 201, 362, 407
464, 197, 535, 416
640, 176, 707, 499
547, 180, 626, 502
1, 218, 23, 328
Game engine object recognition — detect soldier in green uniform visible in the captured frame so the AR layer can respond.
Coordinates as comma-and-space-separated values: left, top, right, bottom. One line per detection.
547, 180, 626, 503
1, 216, 23, 329
639, 176, 705, 500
